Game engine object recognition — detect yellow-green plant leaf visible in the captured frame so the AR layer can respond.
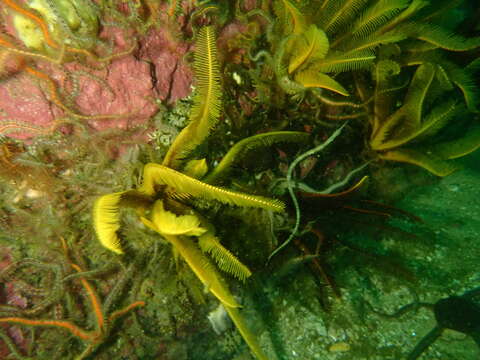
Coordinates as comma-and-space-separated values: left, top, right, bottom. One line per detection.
288, 25, 329, 74
295, 70, 349, 96
142, 219, 265, 359
379, 149, 458, 176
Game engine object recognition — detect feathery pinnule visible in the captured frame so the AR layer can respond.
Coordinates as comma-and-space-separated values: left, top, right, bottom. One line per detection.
163, 26, 222, 169
92, 192, 124, 255
138, 163, 285, 212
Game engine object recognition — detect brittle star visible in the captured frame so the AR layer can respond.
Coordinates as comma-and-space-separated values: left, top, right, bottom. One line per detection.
0, 238, 145, 359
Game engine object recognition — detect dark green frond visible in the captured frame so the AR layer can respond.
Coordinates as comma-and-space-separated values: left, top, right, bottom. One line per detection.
311, 49, 375, 73
466, 58, 480, 73
403, 52, 480, 112
371, 63, 435, 149
318, 0, 369, 36
373, 59, 401, 83
415, 100, 465, 141
372, 59, 401, 134
280, 0, 308, 34
378, 99, 463, 150
399, 22, 480, 51
430, 126, 480, 160
375, 0, 429, 35
273, 34, 295, 77
446, 66, 480, 113
370, 108, 404, 149
288, 25, 329, 73
205, 131, 309, 184
402, 40, 441, 53
294, 70, 349, 96
400, 62, 435, 128
340, 30, 406, 52
272, 1, 291, 36
416, 0, 464, 24
350, 0, 409, 39
379, 149, 459, 176
400, 48, 445, 67
434, 64, 454, 92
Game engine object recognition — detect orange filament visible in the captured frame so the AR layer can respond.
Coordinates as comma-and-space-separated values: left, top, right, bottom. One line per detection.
71, 263, 105, 332
109, 301, 145, 322
0, 317, 93, 340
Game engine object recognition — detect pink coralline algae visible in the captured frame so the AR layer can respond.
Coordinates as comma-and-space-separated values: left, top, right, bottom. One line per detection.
0, 25, 193, 140
0, 73, 57, 140
138, 29, 193, 103
68, 56, 158, 132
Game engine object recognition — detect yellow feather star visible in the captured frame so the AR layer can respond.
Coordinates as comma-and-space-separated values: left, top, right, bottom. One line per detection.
92, 192, 124, 255
90, 26, 295, 360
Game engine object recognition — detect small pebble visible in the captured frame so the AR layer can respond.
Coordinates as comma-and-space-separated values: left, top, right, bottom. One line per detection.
329, 342, 350, 352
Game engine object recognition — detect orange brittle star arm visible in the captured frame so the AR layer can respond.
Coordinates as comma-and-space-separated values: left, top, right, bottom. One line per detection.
0, 317, 94, 340
71, 263, 106, 333
109, 301, 146, 322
